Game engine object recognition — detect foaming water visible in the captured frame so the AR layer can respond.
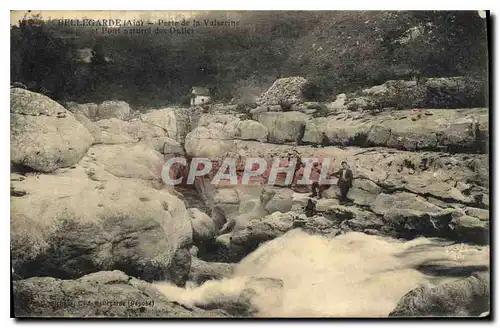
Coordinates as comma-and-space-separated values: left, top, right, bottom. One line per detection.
154, 230, 489, 317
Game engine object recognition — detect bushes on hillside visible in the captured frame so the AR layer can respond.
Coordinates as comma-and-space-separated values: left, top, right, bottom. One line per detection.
422, 76, 487, 108
342, 76, 487, 111
11, 11, 488, 108
301, 80, 325, 102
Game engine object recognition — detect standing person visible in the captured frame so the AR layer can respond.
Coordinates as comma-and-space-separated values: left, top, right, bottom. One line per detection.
304, 198, 317, 217
291, 161, 307, 193
309, 162, 323, 198
333, 161, 354, 203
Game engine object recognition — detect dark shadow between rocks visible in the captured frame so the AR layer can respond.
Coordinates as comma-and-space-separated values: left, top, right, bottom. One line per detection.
416, 264, 489, 277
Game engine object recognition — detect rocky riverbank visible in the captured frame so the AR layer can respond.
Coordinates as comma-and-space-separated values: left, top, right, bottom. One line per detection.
10, 76, 490, 317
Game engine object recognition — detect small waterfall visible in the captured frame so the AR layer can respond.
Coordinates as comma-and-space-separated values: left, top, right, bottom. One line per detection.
154, 230, 488, 317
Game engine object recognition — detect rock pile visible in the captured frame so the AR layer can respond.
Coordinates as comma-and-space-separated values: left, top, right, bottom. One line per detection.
256, 76, 309, 106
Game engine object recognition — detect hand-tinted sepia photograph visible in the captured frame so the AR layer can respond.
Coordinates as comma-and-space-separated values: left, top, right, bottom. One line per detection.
10, 10, 490, 318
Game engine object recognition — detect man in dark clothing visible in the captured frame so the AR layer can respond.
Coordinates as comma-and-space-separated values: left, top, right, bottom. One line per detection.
310, 162, 323, 199
333, 161, 354, 203
304, 198, 317, 217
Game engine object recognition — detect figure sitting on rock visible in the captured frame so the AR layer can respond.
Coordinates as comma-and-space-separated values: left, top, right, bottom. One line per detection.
332, 161, 354, 204
304, 198, 317, 217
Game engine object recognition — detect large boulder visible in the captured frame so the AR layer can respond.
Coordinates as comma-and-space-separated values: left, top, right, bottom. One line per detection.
403, 174, 475, 204
302, 108, 488, 153
257, 77, 308, 106
464, 207, 489, 221
70, 109, 102, 142
187, 208, 218, 243
316, 203, 381, 234
303, 114, 371, 147
326, 93, 348, 113
389, 272, 490, 317
66, 100, 131, 121
155, 276, 283, 317
219, 211, 295, 262
338, 211, 384, 233
189, 257, 235, 285
386, 114, 478, 152
372, 192, 444, 216
11, 164, 193, 284
262, 188, 295, 214
86, 143, 164, 180
450, 215, 489, 245
255, 111, 308, 143
215, 187, 274, 240
264, 197, 294, 214
195, 113, 269, 142
13, 270, 228, 318
298, 215, 341, 237
347, 178, 382, 206
65, 101, 99, 120
195, 184, 244, 226
92, 118, 183, 155
96, 100, 131, 120
197, 113, 242, 129
193, 277, 283, 317
140, 108, 184, 142
195, 114, 244, 141
95, 117, 158, 143
382, 208, 454, 238
381, 206, 489, 244
11, 88, 94, 172
184, 127, 235, 158
237, 120, 269, 141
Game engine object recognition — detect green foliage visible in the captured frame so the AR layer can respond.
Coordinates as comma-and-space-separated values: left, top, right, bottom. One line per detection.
421, 76, 487, 108
301, 80, 325, 102
180, 95, 192, 107
11, 13, 77, 99
235, 104, 247, 112
371, 81, 427, 110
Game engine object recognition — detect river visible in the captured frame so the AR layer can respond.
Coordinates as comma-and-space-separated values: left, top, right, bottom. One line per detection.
154, 229, 488, 317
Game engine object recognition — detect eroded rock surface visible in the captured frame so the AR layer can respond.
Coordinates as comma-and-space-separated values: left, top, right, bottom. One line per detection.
390, 272, 490, 317
13, 270, 228, 318
11, 163, 192, 284
11, 88, 94, 172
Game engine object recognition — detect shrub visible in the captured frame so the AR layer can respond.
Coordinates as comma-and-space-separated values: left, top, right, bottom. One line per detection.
301, 80, 325, 101
279, 100, 293, 111
235, 103, 249, 112
180, 95, 192, 108
422, 77, 487, 109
